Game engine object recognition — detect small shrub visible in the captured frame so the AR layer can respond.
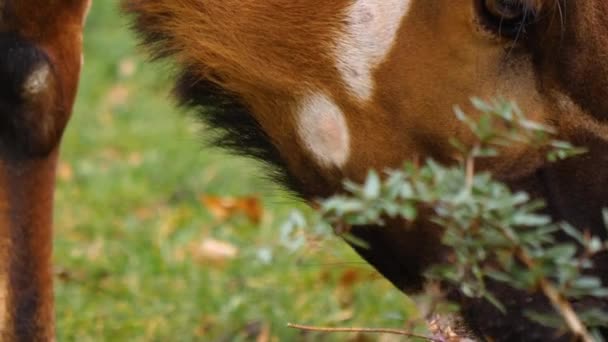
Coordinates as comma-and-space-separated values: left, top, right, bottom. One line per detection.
287, 98, 607, 341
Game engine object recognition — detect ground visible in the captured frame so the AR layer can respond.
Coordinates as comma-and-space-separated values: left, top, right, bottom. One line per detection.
53, 1, 416, 340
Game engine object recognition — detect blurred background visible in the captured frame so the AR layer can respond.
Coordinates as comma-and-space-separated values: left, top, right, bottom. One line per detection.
54, 1, 414, 340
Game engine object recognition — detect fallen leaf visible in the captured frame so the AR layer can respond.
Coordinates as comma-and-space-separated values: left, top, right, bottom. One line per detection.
241, 197, 263, 224
335, 268, 375, 308
339, 269, 362, 289
107, 84, 130, 107
57, 161, 73, 182
134, 206, 155, 221
256, 322, 271, 342
200, 195, 263, 224
128, 152, 143, 166
119, 58, 137, 78
193, 238, 239, 264
195, 316, 217, 337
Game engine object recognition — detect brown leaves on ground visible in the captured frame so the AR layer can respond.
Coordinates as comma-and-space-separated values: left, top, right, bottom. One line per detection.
200, 195, 263, 224
335, 268, 378, 309
191, 238, 239, 266
119, 58, 137, 78
106, 84, 130, 107
151, 194, 263, 268
58, 161, 73, 182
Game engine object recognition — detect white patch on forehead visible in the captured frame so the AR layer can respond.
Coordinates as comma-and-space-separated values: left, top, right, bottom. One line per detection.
297, 92, 351, 169
336, 0, 412, 101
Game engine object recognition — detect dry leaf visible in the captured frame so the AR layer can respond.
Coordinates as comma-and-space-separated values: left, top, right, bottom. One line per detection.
195, 316, 217, 337
119, 58, 137, 78
57, 161, 73, 182
256, 322, 271, 342
193, 238, 239, 264
200, 195, 263, 224
339, 269, 362, 289
128, 152, 143, 166
107, 84, 130, 107
134, 206, 155, 221
335, 268, 375, 307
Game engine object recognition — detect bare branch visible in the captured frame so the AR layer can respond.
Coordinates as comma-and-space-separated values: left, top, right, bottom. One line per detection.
287, 323, 440, 341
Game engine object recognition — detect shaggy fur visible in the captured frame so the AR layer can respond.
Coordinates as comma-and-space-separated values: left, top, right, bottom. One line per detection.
174, 70, 310, 195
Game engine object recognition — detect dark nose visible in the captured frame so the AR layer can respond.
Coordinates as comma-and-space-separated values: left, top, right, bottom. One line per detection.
0, 31, 59, 159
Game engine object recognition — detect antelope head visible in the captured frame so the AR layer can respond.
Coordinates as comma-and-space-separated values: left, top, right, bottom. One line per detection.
124, 0, 608, 340
0, 0, 90, 340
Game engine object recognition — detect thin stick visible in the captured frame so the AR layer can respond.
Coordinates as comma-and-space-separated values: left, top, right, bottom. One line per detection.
490, 219, 594, 341
538, 278, 593, 342
514, 249, 594, 342
287, 323, 440, 341
465, 152, 475, 192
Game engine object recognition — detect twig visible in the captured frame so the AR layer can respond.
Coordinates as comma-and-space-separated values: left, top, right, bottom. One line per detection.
464, 152, 475, 192
488, 221, 594, 341
287, 323, 440, 341
514, 249, 594, 342
538, 278, 593, 342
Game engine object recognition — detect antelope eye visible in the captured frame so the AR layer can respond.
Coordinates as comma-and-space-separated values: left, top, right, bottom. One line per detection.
477, 0, 530, 37
485, 0, 524, 20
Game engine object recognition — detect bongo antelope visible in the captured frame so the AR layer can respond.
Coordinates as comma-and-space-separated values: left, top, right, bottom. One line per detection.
124, 1, 608, 340
2, 0, 608, 340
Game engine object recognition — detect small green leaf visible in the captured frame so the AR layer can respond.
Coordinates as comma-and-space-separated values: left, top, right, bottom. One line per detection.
399, 204, 417, 221
543, 244, 577, 261
483, 292, 506, 314
561, 223, 585, 245
512, 213, 551, 227
573, 277, 602, 290
342, 233, 369, 249
471, 97, 494, 113
363, 171, 381, 199
525, 310, 564, 329
485, 270, 513, 283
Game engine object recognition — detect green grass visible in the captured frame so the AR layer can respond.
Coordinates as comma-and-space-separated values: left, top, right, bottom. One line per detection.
54, 1, 414, 340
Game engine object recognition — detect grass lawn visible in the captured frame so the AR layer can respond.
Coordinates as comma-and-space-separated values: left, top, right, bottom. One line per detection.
54, 1, 416, 340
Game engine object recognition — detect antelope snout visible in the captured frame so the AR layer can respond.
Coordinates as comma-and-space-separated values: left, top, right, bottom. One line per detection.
0, 32, 60, 159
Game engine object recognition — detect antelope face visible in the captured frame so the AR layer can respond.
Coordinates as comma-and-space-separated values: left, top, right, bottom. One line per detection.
0, 1, 90, 340
125, 0, 608, 340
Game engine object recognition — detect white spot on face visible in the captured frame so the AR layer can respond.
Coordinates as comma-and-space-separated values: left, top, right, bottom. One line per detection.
336, 0, 412, 101
297, 92, 351, 169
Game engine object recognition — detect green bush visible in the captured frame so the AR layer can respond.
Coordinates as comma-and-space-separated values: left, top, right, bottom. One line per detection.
289, 99, 607, 341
